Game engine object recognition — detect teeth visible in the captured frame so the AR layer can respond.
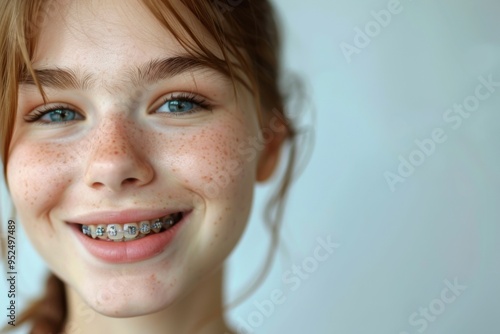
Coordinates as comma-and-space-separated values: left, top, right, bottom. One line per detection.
151, 219, 162, 233
164, 216, 175, 228
107, 225, 124, 241
124, 223, 139, 240
88, 225, 96, 239
96, 225, 107, 240
139, 221, 151, 234
81, 213, 182, 242
82, 225, 90, 236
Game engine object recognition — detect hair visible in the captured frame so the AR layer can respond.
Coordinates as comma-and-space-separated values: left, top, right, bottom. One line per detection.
0, 0, 300, 332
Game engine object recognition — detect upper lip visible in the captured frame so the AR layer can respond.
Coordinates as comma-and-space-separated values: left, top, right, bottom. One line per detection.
67, 209, 187, 225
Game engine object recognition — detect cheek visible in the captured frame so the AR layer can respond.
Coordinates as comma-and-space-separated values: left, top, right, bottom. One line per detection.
7, 142, 76, 218
151, 116, 260, 264
159, 119, 259, 203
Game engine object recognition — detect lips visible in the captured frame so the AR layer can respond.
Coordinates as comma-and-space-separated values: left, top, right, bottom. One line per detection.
68, 210, 191, 263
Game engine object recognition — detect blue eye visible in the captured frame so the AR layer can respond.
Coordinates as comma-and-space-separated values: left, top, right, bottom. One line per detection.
25, 106, 84, 124
156, 94, 211, 115
158, 100, 197, 113
44, 109, 78, 122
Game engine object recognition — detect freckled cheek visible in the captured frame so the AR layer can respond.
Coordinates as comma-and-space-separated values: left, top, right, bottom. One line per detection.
156, 124, 258, 200
7, 143, 78, 217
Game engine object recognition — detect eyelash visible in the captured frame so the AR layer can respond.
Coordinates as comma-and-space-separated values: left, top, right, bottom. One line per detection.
24, 92, 213, 124
24, 104, 76, 124
157, 92, 213, 115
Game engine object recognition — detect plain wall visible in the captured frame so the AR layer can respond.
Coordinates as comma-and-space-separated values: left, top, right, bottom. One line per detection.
225, 0, 500, 333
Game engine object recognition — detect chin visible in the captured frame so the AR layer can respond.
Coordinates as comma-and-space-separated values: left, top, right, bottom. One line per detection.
80, 281, 178, 318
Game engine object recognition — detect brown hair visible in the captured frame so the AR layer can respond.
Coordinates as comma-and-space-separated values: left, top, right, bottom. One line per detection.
0, 0, 299, 331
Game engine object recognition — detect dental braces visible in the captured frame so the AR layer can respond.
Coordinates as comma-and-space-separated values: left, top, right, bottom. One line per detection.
81, 217, 175, 237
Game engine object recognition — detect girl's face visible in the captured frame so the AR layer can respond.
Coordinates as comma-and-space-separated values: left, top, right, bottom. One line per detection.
7, 0, 272, 316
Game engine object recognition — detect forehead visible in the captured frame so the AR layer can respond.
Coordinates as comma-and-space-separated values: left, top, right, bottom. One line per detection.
32, 0, 221, 76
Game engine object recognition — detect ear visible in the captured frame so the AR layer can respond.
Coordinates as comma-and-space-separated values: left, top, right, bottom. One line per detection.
256, 120, 288, 182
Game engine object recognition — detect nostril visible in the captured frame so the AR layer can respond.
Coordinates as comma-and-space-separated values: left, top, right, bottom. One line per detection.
123, 178, 138, 185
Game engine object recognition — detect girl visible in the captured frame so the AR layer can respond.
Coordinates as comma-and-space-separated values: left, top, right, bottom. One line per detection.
0, 0, 298, 333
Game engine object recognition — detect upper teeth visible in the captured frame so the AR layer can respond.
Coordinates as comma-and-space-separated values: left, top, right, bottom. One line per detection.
81, 213, 179, 242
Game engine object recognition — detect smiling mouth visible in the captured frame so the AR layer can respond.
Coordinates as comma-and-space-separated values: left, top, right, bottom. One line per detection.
80, 212, 184, 242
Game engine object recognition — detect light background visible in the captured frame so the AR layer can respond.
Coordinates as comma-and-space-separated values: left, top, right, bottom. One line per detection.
226, 0, 500, 333
2, 0, 500, 333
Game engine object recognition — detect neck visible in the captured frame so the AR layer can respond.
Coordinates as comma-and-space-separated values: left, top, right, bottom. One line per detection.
62, 267, 234, 334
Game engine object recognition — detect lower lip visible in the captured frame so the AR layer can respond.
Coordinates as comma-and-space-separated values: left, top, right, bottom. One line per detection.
70, 213, 189, 264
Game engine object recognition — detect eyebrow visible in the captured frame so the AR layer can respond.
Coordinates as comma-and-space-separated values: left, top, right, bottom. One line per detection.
20, 56, 228, 90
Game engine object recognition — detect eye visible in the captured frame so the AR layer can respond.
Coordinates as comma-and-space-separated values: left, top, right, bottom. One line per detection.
159, 100, 196, 113
25, 105, 84, 124
155, 93, 211, 115
44, 109, 78, 122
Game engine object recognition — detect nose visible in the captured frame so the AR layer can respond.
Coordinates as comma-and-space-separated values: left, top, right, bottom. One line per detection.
84, 116, 154, 192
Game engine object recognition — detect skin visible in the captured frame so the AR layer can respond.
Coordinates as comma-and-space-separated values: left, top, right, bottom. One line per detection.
6, 1, 283, 333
